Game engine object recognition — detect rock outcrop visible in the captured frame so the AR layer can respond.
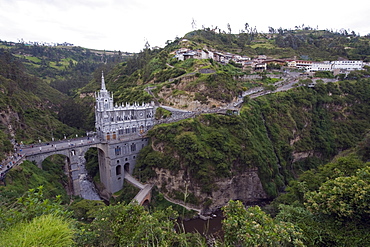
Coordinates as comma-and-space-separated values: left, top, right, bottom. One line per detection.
149, 166, 268, 212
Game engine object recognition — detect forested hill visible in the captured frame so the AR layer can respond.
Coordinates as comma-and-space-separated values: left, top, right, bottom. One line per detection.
87, 29, 369, 112
0, 40, 133, 96
0, 28, 370, 246
0, 41, 134, 159
184, 28, 370, 61
0, 49, 78, 159
136, 78, 370, 199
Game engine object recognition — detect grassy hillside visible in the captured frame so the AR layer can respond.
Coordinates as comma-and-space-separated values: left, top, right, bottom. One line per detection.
87, 29, 369, 113
0, 40, 133, 97
0, 157, 69, 204
91, 45, 277, 109
0, 49, 79, 155
270, 133, 370, 246
184, 28, 370, 61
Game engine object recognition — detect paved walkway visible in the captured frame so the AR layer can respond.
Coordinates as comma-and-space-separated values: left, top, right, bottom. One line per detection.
133, 184, 153, 204
163, 194, 201, 214
124, 172, 153, 204
124, 172, 145, 189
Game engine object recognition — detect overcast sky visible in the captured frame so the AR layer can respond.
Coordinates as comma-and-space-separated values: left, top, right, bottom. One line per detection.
1, 0, 369, 52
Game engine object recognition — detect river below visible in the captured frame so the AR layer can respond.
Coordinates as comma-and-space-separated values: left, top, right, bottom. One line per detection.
76, 156, 101, 200
180, 209, 223, 239
180, 199, 272, 239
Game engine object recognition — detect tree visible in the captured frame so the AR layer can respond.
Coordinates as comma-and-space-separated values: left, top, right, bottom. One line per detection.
245, 23, 249, 33
268, 26, 275, 34
243, 95, 250, 104
304, 166, 370, 219
144, 39, 150, 50
222, 200, 305, 246
191, 18, 197, 30
227, 23, 232, 34
81, 202, 192, 246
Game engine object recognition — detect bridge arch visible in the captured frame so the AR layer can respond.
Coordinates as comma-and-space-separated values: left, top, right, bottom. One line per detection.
24, 136, 152, 197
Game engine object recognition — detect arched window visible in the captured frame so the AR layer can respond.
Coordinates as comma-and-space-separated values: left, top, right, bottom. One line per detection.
140, 125, 144, 134
115, 146, 121, 156
124, 163, 130, 172
131, 143, 136, 152
116, 165, 122, 175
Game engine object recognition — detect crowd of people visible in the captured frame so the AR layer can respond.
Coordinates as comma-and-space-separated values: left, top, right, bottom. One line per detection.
0, 143, 25, 185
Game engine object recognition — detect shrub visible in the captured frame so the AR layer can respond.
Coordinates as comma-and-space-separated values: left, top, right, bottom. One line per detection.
0, 214, 74, 247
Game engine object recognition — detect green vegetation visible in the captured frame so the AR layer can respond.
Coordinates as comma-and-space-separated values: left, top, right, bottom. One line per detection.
271, 136, 370, 246
0, 49, 83, 144
1, 26, 370, 246
0, 158, 69, 204
1, 41, 131, 95
155, 106, 172, 119
184, 28, 370, 61
222, 200, 305, 246
314, 70, 334, 78
0, 214, 74, 247
137, 79, 370, 201
111, 180, 140, 204
148, 188, 198, 218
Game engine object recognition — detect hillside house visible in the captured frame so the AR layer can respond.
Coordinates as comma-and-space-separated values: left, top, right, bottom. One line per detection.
255, 63, 267, 70
295, 60, 313, 70
253, 55, 267, 64
284, 60, 296, 67
183, 51, 196, 60
213, 52, 225, 63
262, 59, 286, 66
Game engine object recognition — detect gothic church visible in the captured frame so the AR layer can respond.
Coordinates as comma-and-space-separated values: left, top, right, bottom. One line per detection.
95, 72, 155, 142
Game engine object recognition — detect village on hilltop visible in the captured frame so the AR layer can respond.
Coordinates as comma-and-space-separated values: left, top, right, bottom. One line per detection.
173, 39, 368, 76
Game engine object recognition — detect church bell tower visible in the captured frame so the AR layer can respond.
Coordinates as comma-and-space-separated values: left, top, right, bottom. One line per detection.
95, 71, 114, 139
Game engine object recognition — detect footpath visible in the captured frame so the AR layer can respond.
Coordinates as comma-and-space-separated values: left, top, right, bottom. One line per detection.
124, 172, 153, 204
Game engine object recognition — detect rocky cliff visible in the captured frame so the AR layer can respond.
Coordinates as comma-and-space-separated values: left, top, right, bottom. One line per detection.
149, 166, 267, 212
137, 79, 370, 210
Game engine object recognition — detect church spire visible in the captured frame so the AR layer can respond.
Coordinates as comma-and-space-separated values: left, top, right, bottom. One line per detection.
101, 71, 107, 91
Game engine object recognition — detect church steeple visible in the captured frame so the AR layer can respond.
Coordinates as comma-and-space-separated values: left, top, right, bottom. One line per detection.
101, 71, 107, 91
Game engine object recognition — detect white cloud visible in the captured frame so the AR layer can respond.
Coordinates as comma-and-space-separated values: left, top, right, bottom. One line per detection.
1, 0, 369, 52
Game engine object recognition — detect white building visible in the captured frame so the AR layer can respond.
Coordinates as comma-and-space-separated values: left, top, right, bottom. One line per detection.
308, 61, 332, 72
95, 72, 155, 141
295, 60, 313, 70
332, 60, 363, 70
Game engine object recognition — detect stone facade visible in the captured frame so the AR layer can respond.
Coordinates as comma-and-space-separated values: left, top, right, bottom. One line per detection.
95, 72, 155, 142
94, 72, 156, 194
96, 138, 149, 194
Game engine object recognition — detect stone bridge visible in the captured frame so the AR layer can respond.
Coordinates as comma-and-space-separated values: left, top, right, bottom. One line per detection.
24, 141, 98, 197
21, 137, 152, 205
25, 142, 96, 169
3, 71, 257, 201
